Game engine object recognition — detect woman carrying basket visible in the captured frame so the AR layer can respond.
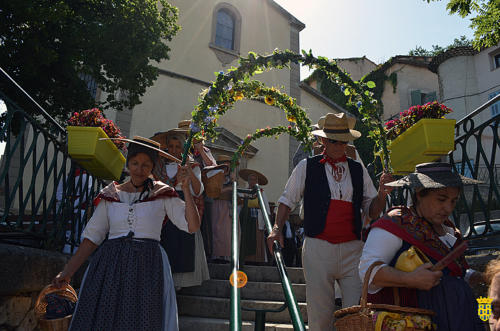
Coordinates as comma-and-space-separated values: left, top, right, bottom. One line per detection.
359, 162, 484, 330
52, 136, 200, 331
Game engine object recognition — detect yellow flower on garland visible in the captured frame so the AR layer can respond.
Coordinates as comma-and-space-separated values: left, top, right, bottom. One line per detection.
265, 95, 275, 105
286, 114, 296, 123
288, 97, 294, 107
234, 91, 244, 101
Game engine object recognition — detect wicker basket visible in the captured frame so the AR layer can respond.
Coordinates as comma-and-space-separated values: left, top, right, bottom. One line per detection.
35, 284, 78, 331
202, 165, 228, 198
334, 261, 435, 331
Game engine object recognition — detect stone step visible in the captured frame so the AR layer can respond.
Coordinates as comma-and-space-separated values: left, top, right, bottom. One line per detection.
179, 279, 307, 302
179, 316, 308, 331
208, 263, 305, 284
177, 295, 308, 324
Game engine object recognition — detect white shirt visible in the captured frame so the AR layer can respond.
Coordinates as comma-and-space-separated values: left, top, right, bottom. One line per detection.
165, 162, 204, 197
359, 225, 474, 294
277, 158, 378, 218
82, 191, 189, 245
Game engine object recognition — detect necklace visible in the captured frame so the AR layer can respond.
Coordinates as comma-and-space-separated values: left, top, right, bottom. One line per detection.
130, 179, 144, 190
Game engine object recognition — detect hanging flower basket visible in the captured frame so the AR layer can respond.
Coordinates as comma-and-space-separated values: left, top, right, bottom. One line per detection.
389, 118, 456, 175
67, 126, 125, 180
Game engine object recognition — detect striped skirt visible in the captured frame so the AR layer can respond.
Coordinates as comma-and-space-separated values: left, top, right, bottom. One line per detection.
69, 237, 178, 330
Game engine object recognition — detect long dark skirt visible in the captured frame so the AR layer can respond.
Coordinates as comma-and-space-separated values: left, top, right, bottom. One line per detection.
418, 273, 484, 331
69, 238, 178, 331
161, 190, 196, 273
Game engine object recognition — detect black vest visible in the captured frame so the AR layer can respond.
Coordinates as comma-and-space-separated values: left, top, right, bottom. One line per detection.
303, 155, 364, 239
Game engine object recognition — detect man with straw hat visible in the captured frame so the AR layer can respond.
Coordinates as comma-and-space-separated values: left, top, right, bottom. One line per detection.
239, 168, 271, 264
359, 162, 483, 330
267, 112, 393, 330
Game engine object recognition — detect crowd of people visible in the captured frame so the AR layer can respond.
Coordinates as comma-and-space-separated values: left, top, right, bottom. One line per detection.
52, 112, 494, 331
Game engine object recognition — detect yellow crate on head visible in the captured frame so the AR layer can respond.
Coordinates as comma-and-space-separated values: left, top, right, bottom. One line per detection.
67, 126, 126, 180
389, 119, 456, 175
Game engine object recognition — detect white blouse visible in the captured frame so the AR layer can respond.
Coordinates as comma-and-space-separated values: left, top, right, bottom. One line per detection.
82, 191, 189, 245
277, 158, 378, 217
165, 163, 204, 197
359, 225, 473, 294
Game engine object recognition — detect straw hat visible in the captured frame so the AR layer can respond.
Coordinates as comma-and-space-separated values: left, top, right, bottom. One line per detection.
239, 168, 268, 185
312, 112, 360, 142
150, 120, 191, 148
202, 163, 229, 174
386, 162, 482, 189
216, 154, 240, 166
216, 155, 232, 163
100, 136, 180, 163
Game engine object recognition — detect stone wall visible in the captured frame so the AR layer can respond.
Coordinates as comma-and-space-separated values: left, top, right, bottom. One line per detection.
0, 244, 86, 331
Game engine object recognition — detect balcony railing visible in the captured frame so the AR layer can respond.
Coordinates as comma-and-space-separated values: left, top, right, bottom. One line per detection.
0, 68, 104, 251
450, 94, 500, 240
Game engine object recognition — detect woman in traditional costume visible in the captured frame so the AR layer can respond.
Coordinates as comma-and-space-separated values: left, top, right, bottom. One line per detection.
151, 121, 209, 289
359, 162, 484, 331
239, 169, 271, 263
53, 136, 200, 331
210, 155, 236, 262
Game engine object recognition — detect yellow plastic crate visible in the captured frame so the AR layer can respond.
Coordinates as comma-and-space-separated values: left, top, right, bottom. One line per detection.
389, 119, 456, 175
67, 126, 125, 180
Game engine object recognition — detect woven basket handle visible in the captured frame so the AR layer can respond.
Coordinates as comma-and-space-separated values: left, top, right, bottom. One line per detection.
360, 261, 385, 308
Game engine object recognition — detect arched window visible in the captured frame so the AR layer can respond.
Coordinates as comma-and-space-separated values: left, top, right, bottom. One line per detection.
210, 3, 241, 65
215, 10, 234, 50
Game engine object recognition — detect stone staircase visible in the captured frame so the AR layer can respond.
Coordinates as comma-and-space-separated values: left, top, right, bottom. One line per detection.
177, 263, 308, 330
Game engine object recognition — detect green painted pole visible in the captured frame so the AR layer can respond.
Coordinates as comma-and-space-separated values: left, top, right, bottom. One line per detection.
230, 180, 242, 331
255, 184, 305, 331
181, 132, 193, 166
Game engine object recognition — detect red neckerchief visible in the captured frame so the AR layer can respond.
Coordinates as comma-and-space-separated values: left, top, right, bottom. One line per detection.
319, 152, 347, 166
319, 152, 347, 182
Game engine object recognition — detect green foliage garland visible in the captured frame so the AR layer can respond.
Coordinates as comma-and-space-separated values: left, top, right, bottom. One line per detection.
185, 49, 387, 169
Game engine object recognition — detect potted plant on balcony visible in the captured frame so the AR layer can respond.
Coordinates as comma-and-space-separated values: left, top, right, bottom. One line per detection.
67, 108, 126, 180
385, 101, 455, 175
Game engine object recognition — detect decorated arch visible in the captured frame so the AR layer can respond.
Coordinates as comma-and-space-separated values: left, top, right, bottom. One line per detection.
183, 49, 389, 169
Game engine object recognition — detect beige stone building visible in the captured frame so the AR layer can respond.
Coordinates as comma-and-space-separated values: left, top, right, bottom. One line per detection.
303, 55, 439, 122
105, 0, 342, 202
429, 44, 500, 171
375, 56, 438, 120
335, 56, 377, 81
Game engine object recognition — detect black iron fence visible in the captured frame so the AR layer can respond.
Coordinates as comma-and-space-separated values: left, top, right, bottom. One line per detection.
386, 94, 500, 244
0, 68, 104, 251
450, 94, 500, 240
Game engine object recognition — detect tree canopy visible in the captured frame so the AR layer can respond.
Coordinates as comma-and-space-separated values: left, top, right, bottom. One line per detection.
425, 0, 500, 49
408, 35, 473, 56
0, 0, 180, 121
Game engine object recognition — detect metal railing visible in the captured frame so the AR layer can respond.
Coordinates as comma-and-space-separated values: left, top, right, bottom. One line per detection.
384, 94, 500, 243
230, 181, 242, 331
0, 69, 104, 251
450, 94, 500, 239
229, 185, 305, 331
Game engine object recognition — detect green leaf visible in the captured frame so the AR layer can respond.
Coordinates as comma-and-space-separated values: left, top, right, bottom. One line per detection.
344, 89, 350, 96
366, 81, 376, 89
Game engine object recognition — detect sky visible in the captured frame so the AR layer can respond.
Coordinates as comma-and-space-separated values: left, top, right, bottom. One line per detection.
273, 0, 474, 77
